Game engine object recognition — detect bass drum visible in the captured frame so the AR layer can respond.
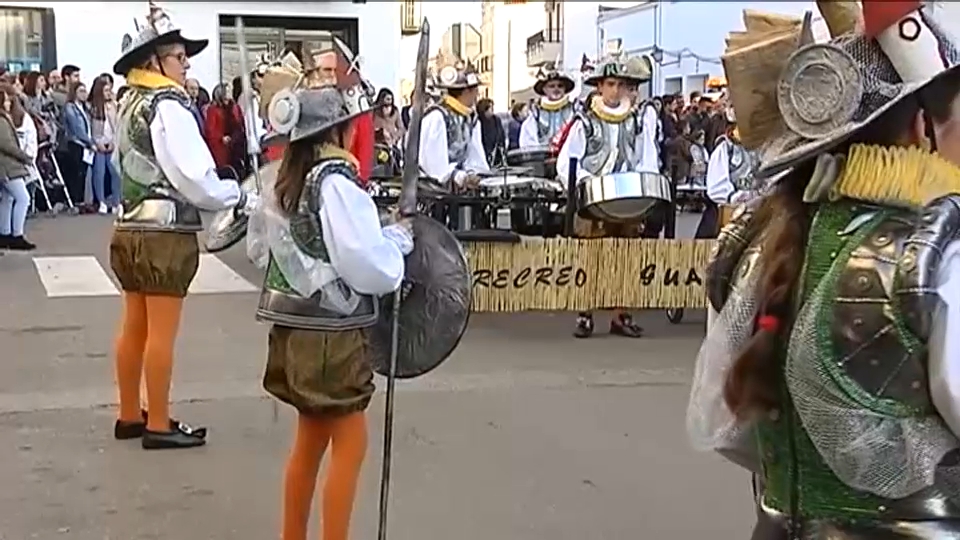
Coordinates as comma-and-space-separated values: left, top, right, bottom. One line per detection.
204, 160, 281, 253
367, 215, 471, 379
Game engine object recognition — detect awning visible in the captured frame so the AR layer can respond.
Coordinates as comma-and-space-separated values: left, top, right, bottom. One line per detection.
510, 85, 538, 106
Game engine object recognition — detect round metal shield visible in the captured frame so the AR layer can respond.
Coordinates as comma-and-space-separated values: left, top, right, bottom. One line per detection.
204, 160, 281, 253
368, 215, 471, 379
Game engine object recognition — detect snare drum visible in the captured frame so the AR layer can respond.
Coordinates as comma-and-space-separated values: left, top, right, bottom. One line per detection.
506, 146, 557, 179
480, 175, 563, 235
577, 171, 672, 222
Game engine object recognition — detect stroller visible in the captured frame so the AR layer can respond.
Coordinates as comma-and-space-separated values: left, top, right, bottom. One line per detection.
30, 141, 77, 216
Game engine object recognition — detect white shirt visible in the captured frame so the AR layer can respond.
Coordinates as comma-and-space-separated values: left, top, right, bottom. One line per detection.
556, 99, 649, 182
319, 172, 412, 295
151, 99, 242, 211
418, 107, 490, 186
706, 139, 737, 204
927, 240, 960, 437
518, 112, 542, 150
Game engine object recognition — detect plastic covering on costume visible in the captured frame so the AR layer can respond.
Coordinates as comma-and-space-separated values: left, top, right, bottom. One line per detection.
687, 241, 960, 499
113, 107, 165, 190
785, 256, 960, 499
686, 267, 761, 465
246, 171, 362, 316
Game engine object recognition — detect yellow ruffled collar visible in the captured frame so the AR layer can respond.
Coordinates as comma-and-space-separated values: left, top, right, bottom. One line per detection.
442, 95, 471, 116
833, 144, 960, 208
316, 144, 359, 169
125, 68, 183, 90
589, 95, 632, 123
539, 96, 569, 112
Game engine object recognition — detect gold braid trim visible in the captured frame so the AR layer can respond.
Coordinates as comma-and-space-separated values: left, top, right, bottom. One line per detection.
834, 144, 960, 208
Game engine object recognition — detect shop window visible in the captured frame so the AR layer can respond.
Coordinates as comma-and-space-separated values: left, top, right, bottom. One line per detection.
664, 76, 682, 96
0, 6, 55, 73
686, 73, 708, 94
218, 15, 358, 86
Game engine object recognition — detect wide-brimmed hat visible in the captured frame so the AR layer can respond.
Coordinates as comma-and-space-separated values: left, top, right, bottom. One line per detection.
265, 37, 378, 145
433, 58, 481, 90
113, 2, 207, 76
533, 65, 575, 95
583, 53, 652, 87
758, 0, 960, 178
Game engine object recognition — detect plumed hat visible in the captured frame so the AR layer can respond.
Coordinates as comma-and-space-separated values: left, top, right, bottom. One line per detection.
114, 1, 207, 76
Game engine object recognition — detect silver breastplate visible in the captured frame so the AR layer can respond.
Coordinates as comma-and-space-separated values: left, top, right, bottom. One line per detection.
579, 110, 640, 176
429, 104, 476, 166
535, 103, 573, 144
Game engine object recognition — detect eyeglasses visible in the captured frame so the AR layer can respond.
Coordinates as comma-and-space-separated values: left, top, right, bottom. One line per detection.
160, 52, 189, 65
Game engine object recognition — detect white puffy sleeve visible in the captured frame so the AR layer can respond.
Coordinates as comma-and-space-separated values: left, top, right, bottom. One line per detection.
927, 240, 960, 437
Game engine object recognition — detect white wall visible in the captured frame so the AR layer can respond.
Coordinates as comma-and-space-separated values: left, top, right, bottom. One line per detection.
489, 1, 544, 108
561, 1, 601, 70
15, 1, 399, 92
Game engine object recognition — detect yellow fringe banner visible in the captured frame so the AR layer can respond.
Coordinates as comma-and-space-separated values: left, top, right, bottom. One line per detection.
464, 238, 712, 312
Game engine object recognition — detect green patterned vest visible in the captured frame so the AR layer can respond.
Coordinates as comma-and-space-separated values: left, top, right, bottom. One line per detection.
114, 85, 203, 232
256, 158, 380, 331
707, 197, 960, 525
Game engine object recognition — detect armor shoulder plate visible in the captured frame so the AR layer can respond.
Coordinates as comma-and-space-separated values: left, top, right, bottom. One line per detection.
899, 195, 960, 340
145, 87, 193, 125
706, 199, 763, 312
575, 110, 594, 140
831, 196, 960, 409
301, 158, 360, 214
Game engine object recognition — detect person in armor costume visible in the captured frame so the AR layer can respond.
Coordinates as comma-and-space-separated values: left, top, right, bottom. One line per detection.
698, 106, 759, 239
108, 2, 256, 450
686, 1, 960, 537
557, 52, 660, 339
418, 59, 490, 188
519, 65, 576, 149
246, 49, 413, 540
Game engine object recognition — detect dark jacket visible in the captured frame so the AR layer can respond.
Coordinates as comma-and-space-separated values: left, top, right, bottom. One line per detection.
0, 115, 32, 180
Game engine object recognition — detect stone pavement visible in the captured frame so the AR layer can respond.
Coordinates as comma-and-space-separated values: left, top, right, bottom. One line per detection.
0, 213, 754, 540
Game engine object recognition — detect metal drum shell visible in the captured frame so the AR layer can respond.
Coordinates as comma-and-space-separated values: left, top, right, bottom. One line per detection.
204, 160, 281, 253
576, 171, 672, 223
506, 146, 556, 179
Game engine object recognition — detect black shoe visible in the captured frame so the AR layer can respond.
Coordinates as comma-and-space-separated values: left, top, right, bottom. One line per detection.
142, 423, 207, 450
610, 314, 644, 338
0, 234, 11, 248
574, 313, 594, 338
7, 236, 35, 251
114, 410, 207, 440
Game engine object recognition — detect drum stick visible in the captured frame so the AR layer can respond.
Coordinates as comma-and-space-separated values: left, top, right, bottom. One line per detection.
564, 157, 578, 237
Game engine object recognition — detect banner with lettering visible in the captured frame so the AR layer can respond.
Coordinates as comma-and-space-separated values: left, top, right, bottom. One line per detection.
463, 238, 712, 312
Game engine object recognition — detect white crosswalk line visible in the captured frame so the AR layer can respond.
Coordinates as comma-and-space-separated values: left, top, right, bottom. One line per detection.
188, 253, 258, 294
33, 256, 120, 298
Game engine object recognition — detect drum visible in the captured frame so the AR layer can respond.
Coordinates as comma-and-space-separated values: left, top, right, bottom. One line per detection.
506, 146, 557, 179
576, 171, 672, 223
479, 175, 563, 235
204, 160, 281, 253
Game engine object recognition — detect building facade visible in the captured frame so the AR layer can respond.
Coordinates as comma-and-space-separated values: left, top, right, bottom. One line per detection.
0, 1, 400, 92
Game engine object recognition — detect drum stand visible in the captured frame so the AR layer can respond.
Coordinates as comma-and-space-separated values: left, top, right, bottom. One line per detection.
663, 181, 684, 324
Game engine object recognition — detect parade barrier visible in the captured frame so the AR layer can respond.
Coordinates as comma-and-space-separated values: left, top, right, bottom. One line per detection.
463, 238, 712, 312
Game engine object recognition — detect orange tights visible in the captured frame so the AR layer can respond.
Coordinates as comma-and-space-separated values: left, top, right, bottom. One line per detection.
282, 412, 368, 540
114, 292, 184, 432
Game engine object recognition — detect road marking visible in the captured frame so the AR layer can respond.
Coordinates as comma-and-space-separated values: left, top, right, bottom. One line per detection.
33, 256, 119, 298
188, 253, 258, 294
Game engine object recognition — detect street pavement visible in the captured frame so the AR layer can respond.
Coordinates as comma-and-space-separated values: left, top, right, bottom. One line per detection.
0, 212, 755, 540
